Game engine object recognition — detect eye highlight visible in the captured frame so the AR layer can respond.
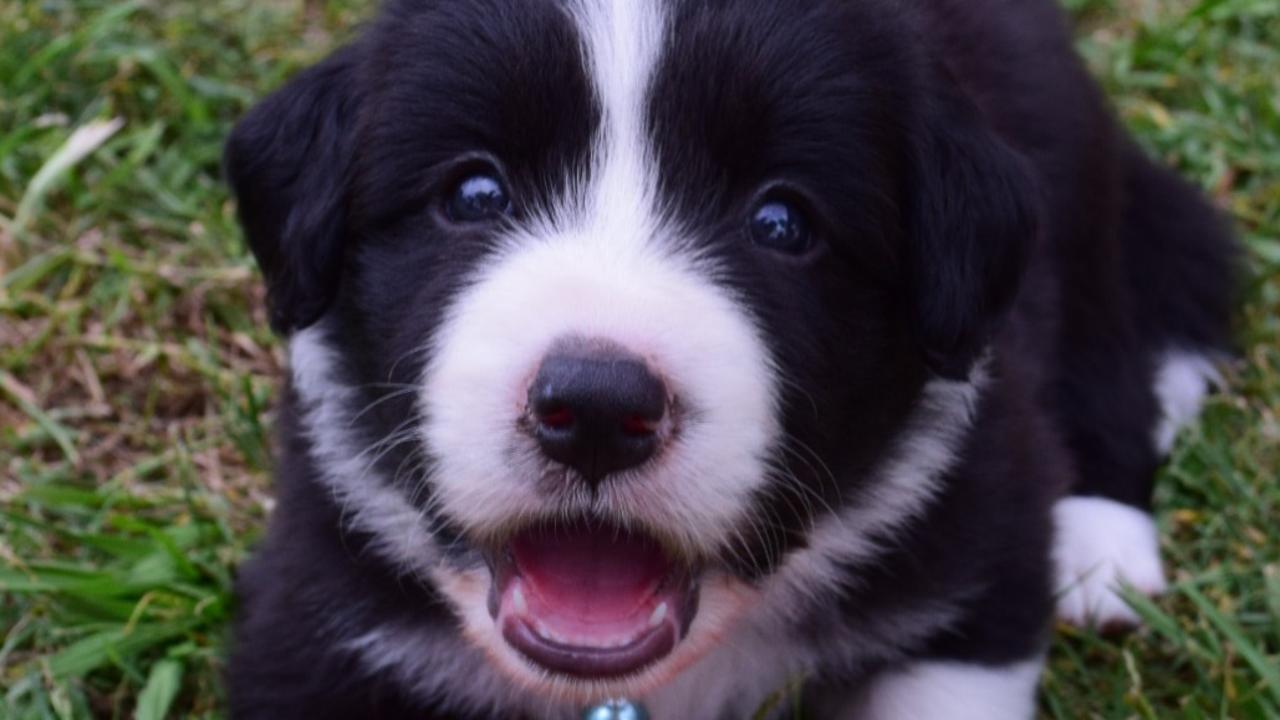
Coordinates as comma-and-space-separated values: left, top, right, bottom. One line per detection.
749, 198, 812, 254
446, 173, 512, 223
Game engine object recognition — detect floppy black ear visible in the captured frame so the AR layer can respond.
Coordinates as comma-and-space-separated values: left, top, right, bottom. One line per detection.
224, 46, 363, 334
906, 75, 1037, 380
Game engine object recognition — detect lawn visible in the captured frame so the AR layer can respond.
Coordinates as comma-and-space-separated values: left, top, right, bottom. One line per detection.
1, 0, 1277, 717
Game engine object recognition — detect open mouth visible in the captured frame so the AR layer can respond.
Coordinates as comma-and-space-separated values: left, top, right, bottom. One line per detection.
487, 520, 699, 679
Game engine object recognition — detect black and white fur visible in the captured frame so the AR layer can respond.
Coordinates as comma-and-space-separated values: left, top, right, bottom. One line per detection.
224, 0, 1236, 717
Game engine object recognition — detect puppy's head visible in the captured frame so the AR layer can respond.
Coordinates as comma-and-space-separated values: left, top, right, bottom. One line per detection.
227, 0, 1034, 703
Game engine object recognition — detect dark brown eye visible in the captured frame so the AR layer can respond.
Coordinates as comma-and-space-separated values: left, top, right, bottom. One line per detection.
749, 199, 811, 254
447, 173, 511, 223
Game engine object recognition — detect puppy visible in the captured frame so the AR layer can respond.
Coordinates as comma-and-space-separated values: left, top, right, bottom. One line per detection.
223, 0, 1235, 717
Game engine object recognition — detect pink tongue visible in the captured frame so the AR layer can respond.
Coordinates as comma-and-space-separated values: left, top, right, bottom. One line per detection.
511, 526, 670, 622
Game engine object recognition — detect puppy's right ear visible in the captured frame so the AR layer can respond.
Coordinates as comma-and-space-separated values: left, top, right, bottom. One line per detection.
224, 46, 363, 334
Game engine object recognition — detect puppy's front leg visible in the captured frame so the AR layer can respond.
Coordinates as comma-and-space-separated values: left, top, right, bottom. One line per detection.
836, 658, 1044, 720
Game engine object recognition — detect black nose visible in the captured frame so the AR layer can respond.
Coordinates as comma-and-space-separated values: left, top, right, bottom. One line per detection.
528, 343, 667, 485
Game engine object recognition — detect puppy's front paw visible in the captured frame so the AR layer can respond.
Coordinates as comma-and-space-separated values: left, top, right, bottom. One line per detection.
845, 659, 1044, 720
1053, 496, 1167, 630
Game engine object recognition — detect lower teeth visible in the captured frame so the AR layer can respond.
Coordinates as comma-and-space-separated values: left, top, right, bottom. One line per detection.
648, 602, 667, 628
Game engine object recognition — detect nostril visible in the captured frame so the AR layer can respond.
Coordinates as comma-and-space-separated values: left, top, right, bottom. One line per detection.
538, 405, 575, 430
621, 415, 658, 437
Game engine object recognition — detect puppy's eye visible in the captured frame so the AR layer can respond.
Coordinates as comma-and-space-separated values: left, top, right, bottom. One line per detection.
749, 199, 811, 254
447, 173, 511, 223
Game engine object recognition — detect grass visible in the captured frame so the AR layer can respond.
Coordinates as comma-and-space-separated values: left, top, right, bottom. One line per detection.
0, 0, 1276, 717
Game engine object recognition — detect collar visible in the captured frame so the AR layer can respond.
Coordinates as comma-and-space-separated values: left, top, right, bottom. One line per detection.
582, 699, 649, 720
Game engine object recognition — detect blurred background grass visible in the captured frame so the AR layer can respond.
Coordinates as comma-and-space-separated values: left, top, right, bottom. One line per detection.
1, 0, 1277, 717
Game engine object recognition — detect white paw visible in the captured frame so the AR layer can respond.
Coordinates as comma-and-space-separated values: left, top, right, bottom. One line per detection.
1053, 496, 1167, 629
847, 658, 1043, 720
1152, 351, 1219, 455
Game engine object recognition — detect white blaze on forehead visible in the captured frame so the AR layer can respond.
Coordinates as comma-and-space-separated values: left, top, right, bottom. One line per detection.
418, 0, 779, 553
565, 0, 668, 235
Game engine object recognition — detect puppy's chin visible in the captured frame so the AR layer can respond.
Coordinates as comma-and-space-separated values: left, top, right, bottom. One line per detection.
433, 559, 756, 705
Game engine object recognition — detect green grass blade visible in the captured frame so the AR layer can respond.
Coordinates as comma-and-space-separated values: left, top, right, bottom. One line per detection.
134, 658, 184, 720
49, 622, 196, 679
12, 118, 124, 239
1183, 584, 1280, 707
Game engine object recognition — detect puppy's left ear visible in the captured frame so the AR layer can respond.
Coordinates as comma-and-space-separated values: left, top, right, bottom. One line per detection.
905, 69, 1038, 380
224, 45, 364, 334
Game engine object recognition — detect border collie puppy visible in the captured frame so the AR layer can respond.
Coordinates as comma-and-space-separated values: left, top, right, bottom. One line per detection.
224, 0, 1235, 717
